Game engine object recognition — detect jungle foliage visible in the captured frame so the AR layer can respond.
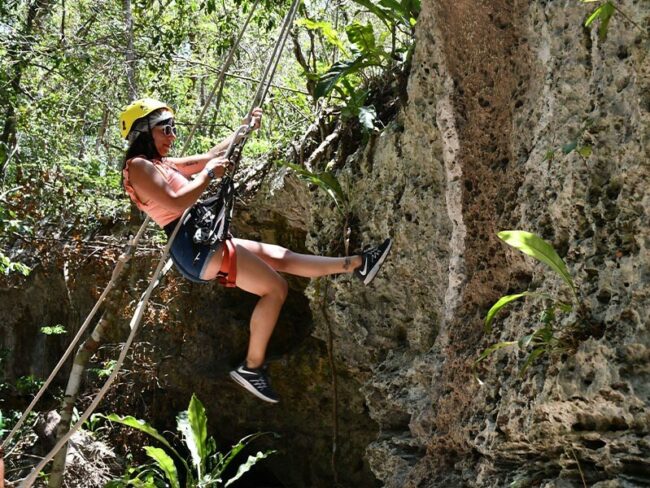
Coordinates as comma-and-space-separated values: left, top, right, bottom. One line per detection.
105, 394, 275, 487
477, 231, 581, 378
0, 0, 417, 276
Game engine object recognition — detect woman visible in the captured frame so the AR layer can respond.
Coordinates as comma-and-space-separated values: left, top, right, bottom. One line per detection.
119, 98, 391, 403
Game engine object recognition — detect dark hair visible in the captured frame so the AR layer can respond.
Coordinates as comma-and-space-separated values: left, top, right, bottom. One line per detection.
120, 112, 164, 190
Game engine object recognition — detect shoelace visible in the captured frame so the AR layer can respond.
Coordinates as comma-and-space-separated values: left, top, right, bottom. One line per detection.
366, 247, 383, 261
250, 376, 268, 389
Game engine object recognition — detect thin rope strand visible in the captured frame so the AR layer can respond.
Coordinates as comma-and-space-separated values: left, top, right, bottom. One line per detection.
1, 3, 261, 452
1, 222, 149, 450
14, 1, 300, 483
19, 215, 186, 488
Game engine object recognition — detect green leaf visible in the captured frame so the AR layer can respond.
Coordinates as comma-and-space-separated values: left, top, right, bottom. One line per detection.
296, 19, 348, 56
224, 450, 276, 487
485, 292, 541, 332
476, 341, 517, 364
177, 394, 208, 478
349, 0, 393, 26
40, 325, 67, 335
346, 21, 377, 57
281, 162, 347, 213
562, 140, 578, 154
577, 145, 592, 158
341, 88, 369, 119
215, 432, 276, 474
497, 231, 576, 295
314, 56, 372, 100
105, 414, 184, 465
518, 333, 535, 349
584, 2, 615, 40
584, 4, 605, 26
144, 446, 180, 488
358, 105, 377, 131
519, 347, 546, 375
544, 150, 555, 161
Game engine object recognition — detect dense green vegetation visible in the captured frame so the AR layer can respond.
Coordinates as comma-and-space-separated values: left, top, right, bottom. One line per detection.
0, 0, 416, 276
0, 0, 417, 483
476, 231, 581, 378
106, 394, 275, 487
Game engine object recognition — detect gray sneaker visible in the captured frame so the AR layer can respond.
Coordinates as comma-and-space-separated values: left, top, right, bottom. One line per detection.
230, 363, 279, 403
354, 238, 392, 285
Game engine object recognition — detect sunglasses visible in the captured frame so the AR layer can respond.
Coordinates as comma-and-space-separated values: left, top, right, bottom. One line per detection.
156, 119, 177, 137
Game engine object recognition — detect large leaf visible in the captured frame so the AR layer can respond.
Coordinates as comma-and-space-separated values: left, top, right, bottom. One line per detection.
349, 0, 393, 26
224, 450, 276, 487
475, 341, 517, 364
346, 21, 377, 57
341, 87, 370, 119
215, 432, 275, 474
105, 414, 188, 474
281, 162, 347, 213
584, 1, 615, 40
177, 394, 208, 478
314, 56, 372, 100
497, 231, 576, 295
144, 446, 180, 488
484, 292, 539, 332
296, 19, 348, 55
105, 414, 174, 453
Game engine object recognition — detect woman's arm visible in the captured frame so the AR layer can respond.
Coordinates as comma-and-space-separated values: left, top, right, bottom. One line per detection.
128, 157, 230, 213
167, 108, 263, 176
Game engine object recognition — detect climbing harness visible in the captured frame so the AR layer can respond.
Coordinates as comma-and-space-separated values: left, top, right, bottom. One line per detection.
11, 0, 302, 485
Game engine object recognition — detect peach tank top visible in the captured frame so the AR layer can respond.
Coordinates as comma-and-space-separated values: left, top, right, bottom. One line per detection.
123, 157, 189, 227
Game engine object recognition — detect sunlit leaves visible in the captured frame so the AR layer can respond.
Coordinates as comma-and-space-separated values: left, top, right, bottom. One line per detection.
106, 395, 274, 487
296, 18, 348, 55
40, 324, 67, 335
476, 231, 579, 380
582, 0, 615, 40
497, 230, 576, 295
280, 161, 348, 214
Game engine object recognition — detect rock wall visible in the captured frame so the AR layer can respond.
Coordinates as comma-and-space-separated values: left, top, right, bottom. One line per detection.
1, 0, 648, 487
302, 0, 649, 486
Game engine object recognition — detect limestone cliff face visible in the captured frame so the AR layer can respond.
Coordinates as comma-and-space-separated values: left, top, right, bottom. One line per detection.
2, 1, 648, 487
299, 0, 649, 486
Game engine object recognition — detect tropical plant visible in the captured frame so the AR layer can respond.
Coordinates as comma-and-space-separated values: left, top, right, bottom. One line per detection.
580, 0, 648, 40
582, 0, 616, 40
477, 231, 579, 376
279, 161, 349, 215
295, 0, 419, 130
105, 394, 275, 488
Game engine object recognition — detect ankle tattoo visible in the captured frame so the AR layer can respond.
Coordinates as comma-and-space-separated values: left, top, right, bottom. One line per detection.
343, 256, 352, 270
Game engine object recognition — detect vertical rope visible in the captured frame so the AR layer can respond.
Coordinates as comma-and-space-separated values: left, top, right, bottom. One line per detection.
11, 0, 304, 484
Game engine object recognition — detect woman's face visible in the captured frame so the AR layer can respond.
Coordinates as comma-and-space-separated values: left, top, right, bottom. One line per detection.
151, 111, 176, 157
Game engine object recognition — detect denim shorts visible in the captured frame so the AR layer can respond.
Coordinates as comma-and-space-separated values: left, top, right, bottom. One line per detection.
163, 213, 219, 284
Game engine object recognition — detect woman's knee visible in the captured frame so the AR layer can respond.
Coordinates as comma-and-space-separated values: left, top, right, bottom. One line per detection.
272, 275, 289, 302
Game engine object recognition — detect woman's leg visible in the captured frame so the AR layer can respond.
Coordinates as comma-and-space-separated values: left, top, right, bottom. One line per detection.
233, 238, 362, 278
201, 243, 288, 369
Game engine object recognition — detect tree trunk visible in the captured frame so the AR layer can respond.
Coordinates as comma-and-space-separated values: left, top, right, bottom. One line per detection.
123, 0, 138, 101
47, 313, 113, 488
0, 0, 54, 179
122, 0, 144, 225
48, 252, 135, 488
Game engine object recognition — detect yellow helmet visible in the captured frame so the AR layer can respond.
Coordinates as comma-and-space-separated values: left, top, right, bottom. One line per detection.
119, 98, 173, 139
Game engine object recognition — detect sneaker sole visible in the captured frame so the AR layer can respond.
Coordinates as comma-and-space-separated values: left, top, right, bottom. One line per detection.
229, 371, 279, 404
363, 239, 392, 285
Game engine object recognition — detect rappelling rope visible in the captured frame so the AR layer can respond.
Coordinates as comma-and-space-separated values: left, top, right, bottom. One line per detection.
16, 0, 301, 485
2, 3, 262, 455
